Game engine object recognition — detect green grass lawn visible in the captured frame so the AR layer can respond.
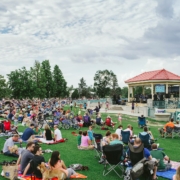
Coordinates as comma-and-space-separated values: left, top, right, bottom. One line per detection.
0, 108, 179, 180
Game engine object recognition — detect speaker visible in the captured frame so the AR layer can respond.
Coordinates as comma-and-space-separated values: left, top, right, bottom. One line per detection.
154, 94, 157, 101
160, 94, 164, 101
165, 94, 170, 98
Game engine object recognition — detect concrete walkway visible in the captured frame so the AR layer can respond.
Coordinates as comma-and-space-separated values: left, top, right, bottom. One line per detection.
99, 108, 141, 117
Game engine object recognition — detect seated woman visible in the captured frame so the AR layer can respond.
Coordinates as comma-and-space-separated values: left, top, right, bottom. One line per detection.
79, 131, 94, 150
48, 151, 77, 179
105, 115, 115, 128
102, 131, 111, 146
44, 125, 52, 139
96, 114, 104, 126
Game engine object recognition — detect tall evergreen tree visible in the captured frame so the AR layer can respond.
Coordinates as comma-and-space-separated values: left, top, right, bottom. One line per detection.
41, 60, 53, 98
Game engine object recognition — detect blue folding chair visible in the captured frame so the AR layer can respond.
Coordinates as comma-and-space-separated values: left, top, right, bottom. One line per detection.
138, 117, 146, 128
139, 133, 151, 149
121, 130, 130, 145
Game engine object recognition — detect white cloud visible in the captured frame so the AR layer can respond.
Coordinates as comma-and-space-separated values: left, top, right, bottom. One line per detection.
0, 0, 180, 88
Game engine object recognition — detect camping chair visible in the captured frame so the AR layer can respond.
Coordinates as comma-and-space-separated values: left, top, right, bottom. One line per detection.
102, 144, 124, 178
164, 126, 173, 138
172, 126, 180, 138
138, 117, 146, 128
121, 130, 130, 145
139, 133, 151, 149
93, 133, 103, 159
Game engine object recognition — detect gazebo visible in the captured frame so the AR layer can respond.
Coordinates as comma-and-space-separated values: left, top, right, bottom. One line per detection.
125, 69, 180, 102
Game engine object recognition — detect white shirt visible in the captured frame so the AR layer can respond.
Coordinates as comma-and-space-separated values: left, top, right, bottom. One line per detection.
115, 128, 122, 138
54, 128, 62, 141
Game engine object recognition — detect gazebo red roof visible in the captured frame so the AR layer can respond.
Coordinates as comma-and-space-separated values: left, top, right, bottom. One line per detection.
125, 69, 180, 83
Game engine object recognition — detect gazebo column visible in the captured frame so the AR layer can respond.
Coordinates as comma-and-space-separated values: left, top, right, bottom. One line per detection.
132, 86, 134, 98
151, 83, 154, 100
142, 86, 145, 95
166, 83, 168, 94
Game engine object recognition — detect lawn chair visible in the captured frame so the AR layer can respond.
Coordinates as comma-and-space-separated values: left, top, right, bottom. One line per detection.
127, 143, 156, 180
93, 133, 103, 159
164, 126, 173, 138
138, 117, 146, 128
172, 126, 180, 138
139, 133, 151, 149
102, 144, 124, 178
121, 130, 130, 145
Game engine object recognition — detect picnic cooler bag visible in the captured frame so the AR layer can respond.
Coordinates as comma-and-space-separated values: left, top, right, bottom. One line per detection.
2, 164, 18, 180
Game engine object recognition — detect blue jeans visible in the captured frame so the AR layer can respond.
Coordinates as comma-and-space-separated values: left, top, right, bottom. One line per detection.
4, 150, 19, 157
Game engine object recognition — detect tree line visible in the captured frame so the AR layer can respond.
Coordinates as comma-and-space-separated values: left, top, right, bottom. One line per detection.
0, 60, 132, 99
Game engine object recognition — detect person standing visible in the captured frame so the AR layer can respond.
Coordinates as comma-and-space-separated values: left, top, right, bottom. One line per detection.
131, 101, 134, 113
70, 101, 73, 111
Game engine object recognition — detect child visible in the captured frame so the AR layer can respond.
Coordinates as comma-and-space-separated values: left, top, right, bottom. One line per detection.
87, 126, 94, 143
173, 166, 180, 180
77, 130, 82, 149
118, 113, 122, 125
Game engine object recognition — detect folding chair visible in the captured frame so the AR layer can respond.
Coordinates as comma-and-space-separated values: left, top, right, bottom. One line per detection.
93, 133, 103, 159
138, 117, 146, 128
139, 133, 151, 149
172, 126, 180, 138
128, 143, 155, 180
164, 126, 173, 138
102, 144, 124, 178
121, 130, 130, 145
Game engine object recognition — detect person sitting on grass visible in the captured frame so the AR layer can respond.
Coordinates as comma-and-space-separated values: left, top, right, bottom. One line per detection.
77, 130, 82, 148
150, 143, 172, 171
43, 124, 53, 141
115, 125, 123, 140
102, 131, 111, 146
48, 151, 77, 179
109, 133, 123, 145
53, 125, 66, 143
87, 125, 94, 142
21, 124, 39, 142
96, 114, 104, 126
105, 115, 115, 129
2, 134, 22, 157
173, 166, 180, 180
79, 131, 94, 150
22, 145, 45, 179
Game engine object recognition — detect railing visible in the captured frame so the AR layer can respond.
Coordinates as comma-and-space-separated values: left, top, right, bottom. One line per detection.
152, 100, 180, 109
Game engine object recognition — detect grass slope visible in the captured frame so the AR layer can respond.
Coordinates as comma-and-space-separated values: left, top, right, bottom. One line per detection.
0, 108, 179, 180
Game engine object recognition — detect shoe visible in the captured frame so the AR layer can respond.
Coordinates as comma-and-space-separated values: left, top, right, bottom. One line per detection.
98, 159, 105, 164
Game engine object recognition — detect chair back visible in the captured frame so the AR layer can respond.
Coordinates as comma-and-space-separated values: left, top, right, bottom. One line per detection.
138, 117, 146, 126
139, 133, 151, 148
121, 130, 130, 144
93, 133, 103, 151
166, 126, 173, 133
128, 143, 144, 166
103, 144, 123, 165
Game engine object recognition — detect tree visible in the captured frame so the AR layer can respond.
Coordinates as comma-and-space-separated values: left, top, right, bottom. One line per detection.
78, 77, 87, 97
41, 60, 53, 98
30, 60, 46, 98
0, 75, 11, 99
121, 86, 128, 98
94, 70, 118, 98
72, 89, 79, 99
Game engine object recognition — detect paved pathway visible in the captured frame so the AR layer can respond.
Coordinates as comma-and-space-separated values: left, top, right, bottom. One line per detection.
99, 108, 141, 117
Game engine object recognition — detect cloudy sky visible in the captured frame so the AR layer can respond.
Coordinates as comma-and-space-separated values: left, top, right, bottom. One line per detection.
1, 0, 180, 88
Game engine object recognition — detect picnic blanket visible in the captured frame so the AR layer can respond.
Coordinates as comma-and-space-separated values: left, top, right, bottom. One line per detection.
156, 168, 176, 180
171, 160, 180, 170
38, 138, 66, 144
18, 173, 87, 179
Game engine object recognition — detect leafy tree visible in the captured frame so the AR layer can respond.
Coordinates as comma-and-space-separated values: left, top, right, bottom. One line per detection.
0, 75, 11, 99
94, 70, 118, 98
72, 89, 79, 99
145, 88, 151, 95
41, 60, 53, 98
30, 60, 46, 98
121, 86, 128, 98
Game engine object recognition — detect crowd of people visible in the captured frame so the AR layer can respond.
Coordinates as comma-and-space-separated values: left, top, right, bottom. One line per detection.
0, 98, 180, 179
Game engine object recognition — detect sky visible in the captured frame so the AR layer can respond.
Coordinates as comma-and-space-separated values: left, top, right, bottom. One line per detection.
1, 0, 180, 88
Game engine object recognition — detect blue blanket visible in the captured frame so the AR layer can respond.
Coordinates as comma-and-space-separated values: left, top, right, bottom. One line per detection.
156, 168, 176, 180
